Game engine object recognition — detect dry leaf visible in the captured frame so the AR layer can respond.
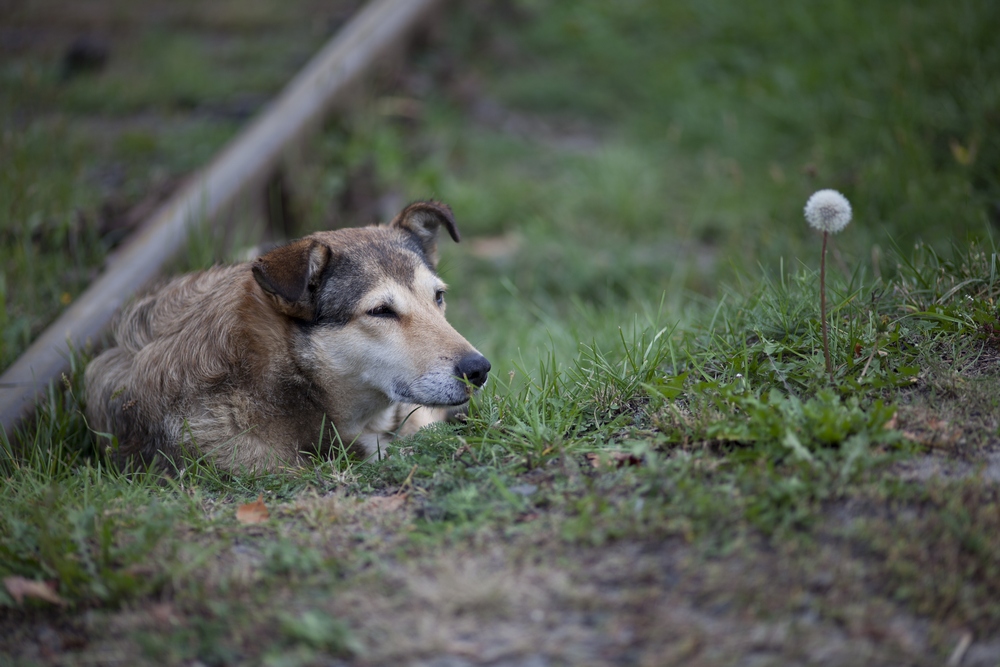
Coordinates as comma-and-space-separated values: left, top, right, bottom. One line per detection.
236, 494, 270, 524
883, 412, 898, 430
901, 423, 960, 449
452, 443, 478, 462
927, 418, 949, 432
366, 493, 408, 512
4, 576, 66, 606
585, 451, 644, 469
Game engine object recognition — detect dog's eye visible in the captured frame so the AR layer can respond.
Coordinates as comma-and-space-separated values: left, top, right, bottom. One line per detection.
435, 290, 446, 307
367, 304, 397, 319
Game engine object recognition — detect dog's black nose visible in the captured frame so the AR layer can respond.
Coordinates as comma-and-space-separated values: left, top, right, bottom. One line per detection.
456, 353, 491, 388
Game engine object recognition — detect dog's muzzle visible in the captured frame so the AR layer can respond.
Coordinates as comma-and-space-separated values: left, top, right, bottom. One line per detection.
455, 352, 491, 388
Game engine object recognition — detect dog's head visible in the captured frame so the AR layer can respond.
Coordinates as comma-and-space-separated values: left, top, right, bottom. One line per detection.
251, 201, 490, 409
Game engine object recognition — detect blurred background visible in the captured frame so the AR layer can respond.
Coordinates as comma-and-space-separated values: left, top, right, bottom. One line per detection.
2, 0, 998, 372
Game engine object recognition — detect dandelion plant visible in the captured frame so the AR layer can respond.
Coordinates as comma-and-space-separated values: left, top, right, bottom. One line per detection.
804, 189, 852, 381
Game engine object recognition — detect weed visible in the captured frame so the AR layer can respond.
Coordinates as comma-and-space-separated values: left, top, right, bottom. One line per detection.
804, 189, 854, 380
277, 609, 360, 656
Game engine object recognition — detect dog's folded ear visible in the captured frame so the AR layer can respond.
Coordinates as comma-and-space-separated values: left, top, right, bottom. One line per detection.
252, 238, 331, 320
389, 200, 460, 267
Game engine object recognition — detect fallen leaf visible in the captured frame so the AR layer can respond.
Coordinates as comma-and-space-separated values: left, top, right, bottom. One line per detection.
366, 493, 408, 512
927, 418, 949, 432
236, 494, 270, 524
3, 576, 66, 606
585, 451, 645, 469
901, 424, 960, 449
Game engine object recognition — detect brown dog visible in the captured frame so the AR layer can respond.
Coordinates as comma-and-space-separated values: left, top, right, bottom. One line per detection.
84, 201, 490, 473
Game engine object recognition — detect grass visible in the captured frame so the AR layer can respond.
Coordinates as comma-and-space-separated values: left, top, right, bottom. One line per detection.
3, 0, 1000, 663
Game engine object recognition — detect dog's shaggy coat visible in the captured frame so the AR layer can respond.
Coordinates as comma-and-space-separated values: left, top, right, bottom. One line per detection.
85, 201, 489, 472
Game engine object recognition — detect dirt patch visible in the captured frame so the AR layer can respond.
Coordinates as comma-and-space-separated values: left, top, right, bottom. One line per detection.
893, 451, 1000, 483
3, 530, 968, 666
4, 473, 994, 666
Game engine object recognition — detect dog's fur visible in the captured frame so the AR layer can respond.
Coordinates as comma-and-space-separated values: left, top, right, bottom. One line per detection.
84, 201, 490, 473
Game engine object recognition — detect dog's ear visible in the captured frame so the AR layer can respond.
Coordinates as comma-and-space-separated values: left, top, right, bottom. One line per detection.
252, 238, 330, 320
389, 200, 460, 267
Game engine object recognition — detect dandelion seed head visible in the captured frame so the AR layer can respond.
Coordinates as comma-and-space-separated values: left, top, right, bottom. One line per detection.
804, 189, 852, 234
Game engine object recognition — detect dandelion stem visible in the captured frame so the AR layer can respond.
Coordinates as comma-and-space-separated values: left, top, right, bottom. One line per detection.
820, 230, 833, 381
804, 188, 850, 383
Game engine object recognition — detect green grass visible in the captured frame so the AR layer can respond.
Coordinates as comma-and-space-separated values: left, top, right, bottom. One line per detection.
3, 0, 1000, 663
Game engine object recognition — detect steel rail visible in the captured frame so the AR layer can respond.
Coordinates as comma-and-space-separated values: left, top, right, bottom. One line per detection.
0, 0, 444, 438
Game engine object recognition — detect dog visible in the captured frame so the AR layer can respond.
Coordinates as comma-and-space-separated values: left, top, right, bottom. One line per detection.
84, 201, 490, 473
